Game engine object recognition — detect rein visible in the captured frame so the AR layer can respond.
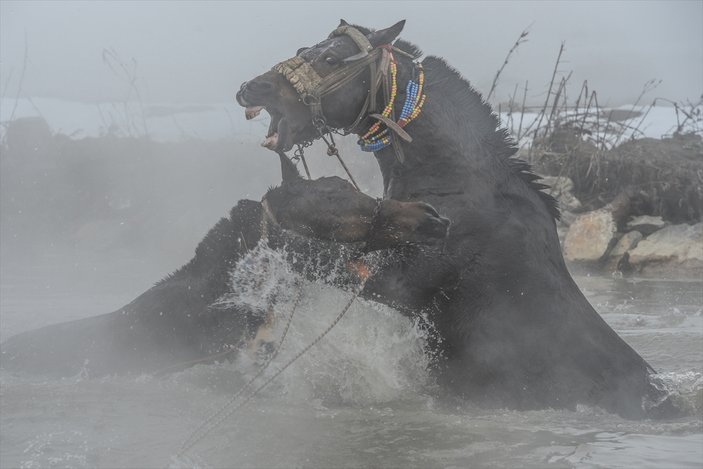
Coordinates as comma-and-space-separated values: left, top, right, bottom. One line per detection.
178, 282, 305, 457
177, 273, 372, 459
272, 25, 426, 176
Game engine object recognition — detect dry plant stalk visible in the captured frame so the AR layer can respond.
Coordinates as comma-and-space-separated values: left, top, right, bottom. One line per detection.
486, 28, 530, 102
532, 42, 565, 143
101, 47, 150, 138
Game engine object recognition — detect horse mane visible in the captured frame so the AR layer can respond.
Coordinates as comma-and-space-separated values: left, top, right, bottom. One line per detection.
351, 24, 559, 220
420, 55, 560, 221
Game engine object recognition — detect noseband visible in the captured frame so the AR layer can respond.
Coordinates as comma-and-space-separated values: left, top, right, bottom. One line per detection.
272, 25, 426, 162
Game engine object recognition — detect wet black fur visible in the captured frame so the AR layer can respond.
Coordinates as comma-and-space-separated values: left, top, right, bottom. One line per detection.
296, 22, 664, 417
2, 22, 673, 418
355, 42, 660, 417
1, 201, 265, 377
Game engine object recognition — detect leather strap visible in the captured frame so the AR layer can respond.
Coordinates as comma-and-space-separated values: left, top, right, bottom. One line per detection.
330, 25, 373, 54
369, 114, 412, 142
272, 25, 419, 162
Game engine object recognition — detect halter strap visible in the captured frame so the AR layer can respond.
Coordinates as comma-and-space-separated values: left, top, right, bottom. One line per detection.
330, 25, 373, 54
272, 47, 383, 125
272, 25, 421, 162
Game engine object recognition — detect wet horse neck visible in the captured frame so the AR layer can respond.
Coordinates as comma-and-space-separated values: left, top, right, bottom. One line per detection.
373, 56, 514, 204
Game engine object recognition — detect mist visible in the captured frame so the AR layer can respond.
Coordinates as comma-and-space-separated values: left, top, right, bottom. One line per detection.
1, 2, 702, 468
1, 0, 701, 382
2, 1, 701, 106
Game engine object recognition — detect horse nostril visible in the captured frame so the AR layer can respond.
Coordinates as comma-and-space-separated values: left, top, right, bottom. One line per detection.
239, 81, 248, 91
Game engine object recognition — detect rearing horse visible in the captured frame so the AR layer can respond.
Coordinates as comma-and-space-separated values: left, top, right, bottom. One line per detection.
237, 20, 670, 418
2, 20, 673, 419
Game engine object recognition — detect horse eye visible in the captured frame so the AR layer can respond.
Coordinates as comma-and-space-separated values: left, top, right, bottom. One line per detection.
325, 56, 339, 66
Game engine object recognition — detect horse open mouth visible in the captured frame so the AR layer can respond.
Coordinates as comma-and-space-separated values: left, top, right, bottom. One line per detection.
245, 106, 297, 152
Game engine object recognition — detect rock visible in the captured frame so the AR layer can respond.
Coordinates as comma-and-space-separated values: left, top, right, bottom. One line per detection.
610, 231, 644, 258
628, 223, 703, 276
540, 175, 583, 214
563, 208, 617, 262
626, 215, 667, 236
606, 230, 643, 272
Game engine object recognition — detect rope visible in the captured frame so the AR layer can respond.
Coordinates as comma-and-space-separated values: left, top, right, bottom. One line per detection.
177, 274, 370, 457
178, 281, 304, 456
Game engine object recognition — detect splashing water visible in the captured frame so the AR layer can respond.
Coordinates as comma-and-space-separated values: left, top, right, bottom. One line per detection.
1, 250, 701, 468
211, 243, 434, 406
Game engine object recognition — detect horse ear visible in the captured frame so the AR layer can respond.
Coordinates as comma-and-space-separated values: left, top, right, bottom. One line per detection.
367, 20, 405, 47
339, 19, 349, 27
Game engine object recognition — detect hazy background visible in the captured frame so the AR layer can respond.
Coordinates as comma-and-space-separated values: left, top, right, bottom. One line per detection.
1, 0, 702, 107
2, 6, 702, 468
0, 1, 702, 338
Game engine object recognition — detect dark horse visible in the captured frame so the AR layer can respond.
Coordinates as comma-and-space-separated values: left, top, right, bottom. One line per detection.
238, 20, 670, 418
1, 20, 671, 418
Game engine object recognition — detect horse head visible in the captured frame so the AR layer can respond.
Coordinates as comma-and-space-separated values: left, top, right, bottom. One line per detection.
236, 20, 406, 152
243, 20, 449, 250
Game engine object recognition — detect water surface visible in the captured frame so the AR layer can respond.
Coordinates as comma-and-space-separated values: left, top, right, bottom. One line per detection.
1, 250, 701, 469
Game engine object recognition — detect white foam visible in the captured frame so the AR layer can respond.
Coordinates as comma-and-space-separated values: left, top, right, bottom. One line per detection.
214, 243, 433, 405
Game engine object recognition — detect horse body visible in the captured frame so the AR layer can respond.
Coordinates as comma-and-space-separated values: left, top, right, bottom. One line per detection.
346, 54, 656, 416
235, 21, 663, 417
2, 20, 669, 418
1, 200, 266, 377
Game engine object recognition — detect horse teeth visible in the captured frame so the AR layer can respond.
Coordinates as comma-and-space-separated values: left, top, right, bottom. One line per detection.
261, 133, 279, 149
245, 106, 264, 120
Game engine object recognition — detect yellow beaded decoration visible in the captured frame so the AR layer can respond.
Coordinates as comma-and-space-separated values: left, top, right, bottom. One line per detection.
358, 52, 426, 152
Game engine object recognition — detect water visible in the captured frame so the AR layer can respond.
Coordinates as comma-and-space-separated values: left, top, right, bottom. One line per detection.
1, 247, 701, 469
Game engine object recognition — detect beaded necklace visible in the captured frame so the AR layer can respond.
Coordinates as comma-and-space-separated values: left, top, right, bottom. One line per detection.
358, 52, 426, 152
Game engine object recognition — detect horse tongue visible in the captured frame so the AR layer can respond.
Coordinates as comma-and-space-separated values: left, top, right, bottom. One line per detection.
245, 106, 263, 120
261, 133, 279, 149
261, 116, 290, 151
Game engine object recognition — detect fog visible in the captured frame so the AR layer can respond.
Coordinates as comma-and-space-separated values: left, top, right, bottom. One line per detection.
1, 1, 701, 106
2, 3, 703, 468
1, 0, 701, 335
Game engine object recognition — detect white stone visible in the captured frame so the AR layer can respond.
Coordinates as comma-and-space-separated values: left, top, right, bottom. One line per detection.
563, 209, 617, 262
628, 223, 703, 272
609, 231, 644, 258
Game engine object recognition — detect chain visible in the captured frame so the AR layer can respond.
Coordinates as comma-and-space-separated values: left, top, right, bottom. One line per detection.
178, 282, 305, 457
293, 143, 312, 179
177, 272, 371, 458
313, 116, 361, 191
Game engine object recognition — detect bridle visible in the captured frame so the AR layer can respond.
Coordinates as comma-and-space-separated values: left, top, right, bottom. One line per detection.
272, 25, 425, 170
274, 26, 383, 131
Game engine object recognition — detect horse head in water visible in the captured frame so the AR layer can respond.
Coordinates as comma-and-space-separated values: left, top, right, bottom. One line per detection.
263, 151, 449, 250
